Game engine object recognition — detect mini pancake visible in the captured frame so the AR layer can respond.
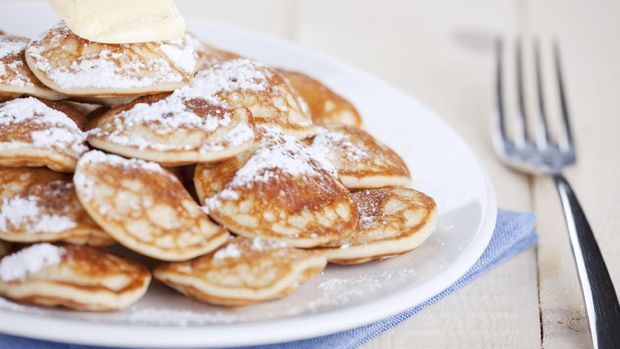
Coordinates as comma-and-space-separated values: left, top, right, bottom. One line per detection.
74, 151, 229, 261
25, 22, 205, 97
0, 167, 112, 246
155, 237, 327, 306
87, 81, 256, 166
0, 97, 88, 173
311, 125, 411, 189
320, 187, 437, 265
277, 69, 362, 127
196, 59, 313, 139
199, 126, 358, 248
0, 244, 151, 311
0, 35, 65, 101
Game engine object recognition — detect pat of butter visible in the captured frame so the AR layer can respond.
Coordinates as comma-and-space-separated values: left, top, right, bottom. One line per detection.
50, 0, 186, 44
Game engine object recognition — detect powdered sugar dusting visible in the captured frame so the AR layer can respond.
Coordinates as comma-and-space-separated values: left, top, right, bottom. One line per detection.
88, 59, 266, 152
0, 195, 76, 235
207, 126, 335, 208
0, 97, 87, 155
0, 38, 26, 58
0, 243, 65, 282
213, 243, 241, 260
312, 127, 369, 162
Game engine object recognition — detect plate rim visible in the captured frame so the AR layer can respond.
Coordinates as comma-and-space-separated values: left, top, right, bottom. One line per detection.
0, 8, 498, 348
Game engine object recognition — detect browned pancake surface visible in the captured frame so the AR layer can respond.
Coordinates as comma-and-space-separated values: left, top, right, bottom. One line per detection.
0, 244, 150, 311
311, 125, 411, 189
75, 151, 229, 261
278, 69, 362, 127
321, 187, 437, 265
200, 126, 358, 247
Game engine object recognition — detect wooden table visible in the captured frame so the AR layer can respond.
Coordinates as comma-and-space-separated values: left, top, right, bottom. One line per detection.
4, 0, 619, 347
172, 1, 618, 347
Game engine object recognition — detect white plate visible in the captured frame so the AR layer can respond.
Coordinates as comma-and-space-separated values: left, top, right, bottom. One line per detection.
0, 3, 497, 348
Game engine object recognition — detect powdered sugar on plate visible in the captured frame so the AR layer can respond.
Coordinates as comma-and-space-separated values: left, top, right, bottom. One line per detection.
26, 22, 193, 90
0, 97, 88, 155
0, 243, 65, 282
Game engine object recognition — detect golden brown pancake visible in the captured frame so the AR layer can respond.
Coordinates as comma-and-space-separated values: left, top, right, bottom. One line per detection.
278, 69, 362, 127
25, 22, 205, 97
155, 237, 327, 306
320, 187, 437, 265
195, 59, 314, 139
198, 126, 358, 247
0, 35, 66, 101
74, 150, 229, 261
87, 82, 256, 166
0, 244, 151, 311
311, 125, 411, 189
0, 97, 88, 173
0, 168, 112, 246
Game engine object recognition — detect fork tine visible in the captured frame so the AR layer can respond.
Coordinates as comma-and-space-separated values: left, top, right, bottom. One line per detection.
494, 38, 509, 146
534, 39, 551, 149
515, 38, 530, 146
553, 41, 575, 152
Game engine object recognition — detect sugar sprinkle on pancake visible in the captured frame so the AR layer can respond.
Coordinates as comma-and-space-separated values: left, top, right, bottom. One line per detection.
0, 97, 88, 173
201, 126, 358, 248
0, 168, 111, 245
321, 187, 437, 265
87, 66, 257, 165
25, 22, 204, 96
75, 151, 229, 261
195, 59, 313, 139
155, 236, 327, 306
278, 69, 362, 127
311, 125, 411, 189
0, 244, 151, 311
0, 35, 66, 101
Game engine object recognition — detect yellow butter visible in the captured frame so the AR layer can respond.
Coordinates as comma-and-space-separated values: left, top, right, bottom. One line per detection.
50, 0, 186, 44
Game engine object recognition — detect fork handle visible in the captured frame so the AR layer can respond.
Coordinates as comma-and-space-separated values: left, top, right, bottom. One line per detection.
553, 173, 620, 349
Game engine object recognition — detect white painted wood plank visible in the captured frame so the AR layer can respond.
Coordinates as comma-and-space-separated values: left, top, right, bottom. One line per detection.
294, 1, 541, 348
525, 0, 620, 348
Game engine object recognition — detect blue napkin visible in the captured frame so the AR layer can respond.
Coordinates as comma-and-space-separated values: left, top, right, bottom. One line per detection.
0, 210, 537, 349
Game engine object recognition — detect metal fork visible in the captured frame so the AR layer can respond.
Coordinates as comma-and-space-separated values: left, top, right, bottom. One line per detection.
493, 38, 620, 348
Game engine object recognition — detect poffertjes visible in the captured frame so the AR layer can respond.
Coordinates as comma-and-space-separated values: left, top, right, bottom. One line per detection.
320, 187, 437, 265
0, 167, 113, 246
277, 69, 362, 127
0, 35, 66, 101
0, 97, 88, 173
311, 125, 411, 189
198, 126, 358, 247
74, 151, 229, 261
155, 237, 326, 306
0, 244, 150, 311
25, 22, 205, 97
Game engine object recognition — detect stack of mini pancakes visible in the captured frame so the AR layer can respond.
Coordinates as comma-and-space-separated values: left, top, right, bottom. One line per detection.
0, 22, 437, 311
